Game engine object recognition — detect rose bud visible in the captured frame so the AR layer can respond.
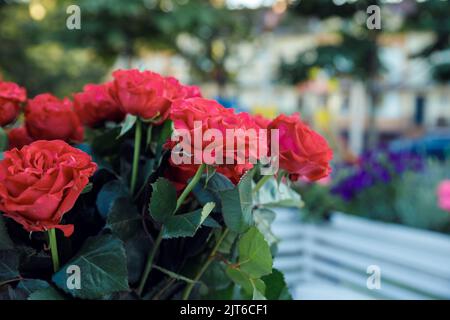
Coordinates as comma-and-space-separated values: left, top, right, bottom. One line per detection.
0, 81, 27, 127
25, 93, 84, 142
268, 113, 333, 181
0, 140, 97, 237
74, 82, 125, 128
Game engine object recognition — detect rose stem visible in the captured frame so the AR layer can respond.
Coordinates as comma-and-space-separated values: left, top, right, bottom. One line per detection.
252, 174, 272, 194
48, 228, 60, 272
130, 118, 142, 195
181, 228, 229, 300
136, 164, 206, 297
181, 174, 274, 299
175, 163, 206, 213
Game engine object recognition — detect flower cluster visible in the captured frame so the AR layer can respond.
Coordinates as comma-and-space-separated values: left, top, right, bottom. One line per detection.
332, 149, 423, 201
0, 70, 333, 301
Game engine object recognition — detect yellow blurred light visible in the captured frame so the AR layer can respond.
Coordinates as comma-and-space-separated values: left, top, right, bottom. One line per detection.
29, 2, 46, 21
212, 40, 226, 60
272, 0, 287, 14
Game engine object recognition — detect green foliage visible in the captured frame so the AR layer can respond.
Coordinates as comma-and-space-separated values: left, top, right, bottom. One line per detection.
149, 178, 177, 223
53, 234, 129, 299
220, 172, 254, 233
163, 202, 215, 239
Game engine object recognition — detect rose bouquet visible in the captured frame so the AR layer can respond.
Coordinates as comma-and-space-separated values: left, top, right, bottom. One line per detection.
0, 70, 332, 300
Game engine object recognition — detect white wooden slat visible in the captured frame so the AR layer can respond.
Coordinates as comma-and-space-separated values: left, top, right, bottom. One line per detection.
274, 256, 306, 271
311, 260, 431, 300
311, 224, 450, 278
311, 244, 450, 298
332, 212, 450, 254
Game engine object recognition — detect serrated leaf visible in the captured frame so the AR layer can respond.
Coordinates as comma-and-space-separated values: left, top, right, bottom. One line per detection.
96, 180, 128, 219
262, 269, 292, 300
0, 250, 19, 282
28, 286, 65, 300
105, 197, 141, 241
117, 114, 137, 138
220, 172, 253, 233
238, 227, 273, 278
254, 177, 303, 208
149, 178, 177, 223
0, 215, 14, 250
162, 202, 215, 239
52, 234, 129, 299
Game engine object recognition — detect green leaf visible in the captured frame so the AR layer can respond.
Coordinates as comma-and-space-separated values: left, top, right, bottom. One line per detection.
253, 208, 278, 247
52, 234, 129, 299
149, 178, 177, 223
254, 177, 303, 208
162, 202, 215, 239
0, 215, 14, 250
201, 261, 231, 291
203, 217, 221, 228
251, 279, 267, 300
193, 173, 234, 212
117, 114, 137, 138
225, 267, 253, 294
262, 269, 292, 300
220, 172, 254, 233
96, 180, 128, 219
105, 197, 141, 241
28, 286, 66, 300
81, 183, 93, 194
0, 127, 8, 152
17, 279, 49, 295
238, 227, 273, 278
0, 250, 19, 282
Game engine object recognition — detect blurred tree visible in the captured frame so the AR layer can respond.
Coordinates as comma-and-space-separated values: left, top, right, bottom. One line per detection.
402, 0, 450, 82
280, 0, 383, 148
0, 0, 109, 97
0, 0, 254, 96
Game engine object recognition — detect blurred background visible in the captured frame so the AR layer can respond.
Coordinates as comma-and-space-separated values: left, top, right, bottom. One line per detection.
1, 0, 450, 299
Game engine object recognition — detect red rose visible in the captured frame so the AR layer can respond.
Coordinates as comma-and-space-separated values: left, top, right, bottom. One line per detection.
164, 76, 202, 100
252, 114, 271, 129
0, 140, 97, 236
7, 126, 34, 150
268, 113, 333, 181
25, 93, 84, 142
111, 69, 172, 123
74, 82, 125, 127
0, 81, 26, 127
166, 98, 259, 183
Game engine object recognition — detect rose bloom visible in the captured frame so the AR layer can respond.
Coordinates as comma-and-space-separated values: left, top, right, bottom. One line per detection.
7, 126, 34, 150
166, 98, 260, 184
268, 113, 333, 181
74, 82, 125, 127
437, 180, 450, 212
0, 81, 27, 127
0, 140, 97, 236
252, 114, 271, 129
25, 93, 84, 142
